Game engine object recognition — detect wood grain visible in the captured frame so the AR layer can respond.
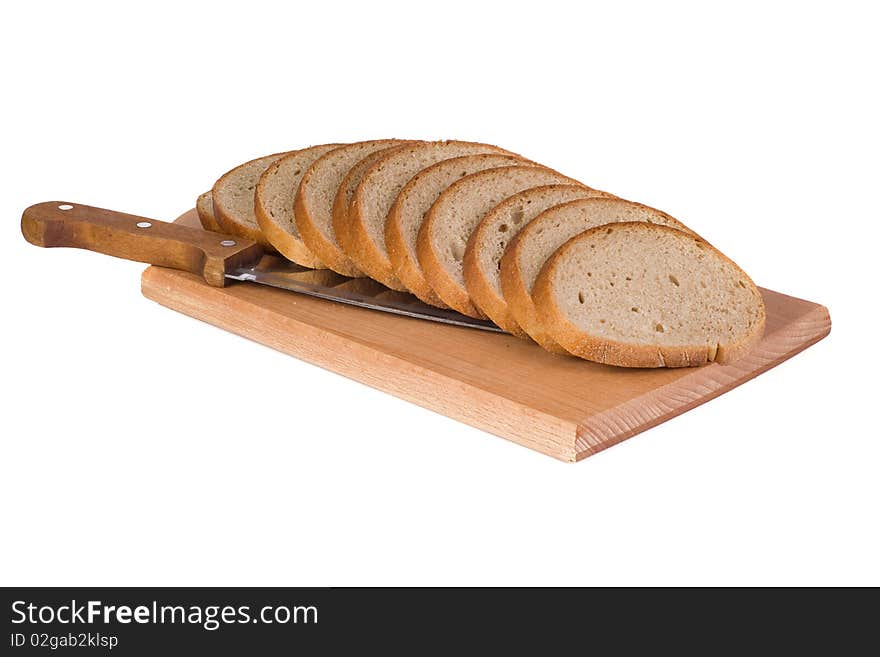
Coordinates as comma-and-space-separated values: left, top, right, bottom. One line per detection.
141, 209, 831, 462
22, 201, 263, 287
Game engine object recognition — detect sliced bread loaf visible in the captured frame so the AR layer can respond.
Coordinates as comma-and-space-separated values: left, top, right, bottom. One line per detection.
254, 143, 342, 268
501, 197, 696, 353
532, 223, 765, 367
417, 166, 581, 318
295, 139, 413, 277
342, 141, 515, 290
462, 185, 613, 336
196, 191, 223, 232
385, 153, 531, 308
212, 152, 290, 246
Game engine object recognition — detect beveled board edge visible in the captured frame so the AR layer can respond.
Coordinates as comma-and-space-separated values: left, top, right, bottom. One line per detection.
575, 300, 831, 460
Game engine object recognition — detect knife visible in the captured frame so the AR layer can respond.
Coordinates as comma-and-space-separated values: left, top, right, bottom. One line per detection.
20, 201, 503, 332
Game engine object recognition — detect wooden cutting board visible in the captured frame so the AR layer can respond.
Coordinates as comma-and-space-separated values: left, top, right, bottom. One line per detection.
141, 209, 831, 462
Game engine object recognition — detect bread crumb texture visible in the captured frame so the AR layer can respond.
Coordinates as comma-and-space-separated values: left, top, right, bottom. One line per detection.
539, 223, 765, 367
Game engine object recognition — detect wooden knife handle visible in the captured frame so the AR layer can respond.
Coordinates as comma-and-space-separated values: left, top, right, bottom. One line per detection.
21, 201, 264, 287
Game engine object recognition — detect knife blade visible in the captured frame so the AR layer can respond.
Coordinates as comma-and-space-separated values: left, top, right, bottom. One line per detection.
21, 201, 503, 333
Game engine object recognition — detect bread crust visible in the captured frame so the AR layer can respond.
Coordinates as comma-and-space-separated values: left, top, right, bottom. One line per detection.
254, 145, 343, 268
347, 141, 515, 292
501, 198, 696, 355
294, 181, 358, 274
500, 237, 570, 353
419, 165, 580, 319
463, 186, 613, 337
462, 233, 529, 334
212, 151, 290, 248
532, 223, 766, 368
386, 202, 450, 307
346, 192, 407, 290
332, 144, 412, 289
385, 154, 529, 309
296, 140, 411, 278
196, 191, 223, 233
417, 217, 486, 317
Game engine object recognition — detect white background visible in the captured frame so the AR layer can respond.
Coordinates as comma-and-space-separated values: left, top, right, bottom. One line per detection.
2, 1, 877, 586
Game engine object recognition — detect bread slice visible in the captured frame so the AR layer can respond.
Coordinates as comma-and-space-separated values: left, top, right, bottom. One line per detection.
296, 139, 413, 277
254, 144, 343, 268
462, 185, 613, 336
417, 166, 581, 318
533, 223, 765, 367
196, 191, 223, 232
212, 152, 290, 246
331, 144, 411, 280
385, 153, 531, 308
501, 197, 697, 353
343, 141, 515, 290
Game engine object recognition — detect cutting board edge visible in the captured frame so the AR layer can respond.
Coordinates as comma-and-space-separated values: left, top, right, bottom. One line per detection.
141, 266, 582, 462
573, 302, 831, 460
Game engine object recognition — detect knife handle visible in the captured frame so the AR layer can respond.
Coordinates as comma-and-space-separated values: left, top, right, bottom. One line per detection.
21, 201, 264, 287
